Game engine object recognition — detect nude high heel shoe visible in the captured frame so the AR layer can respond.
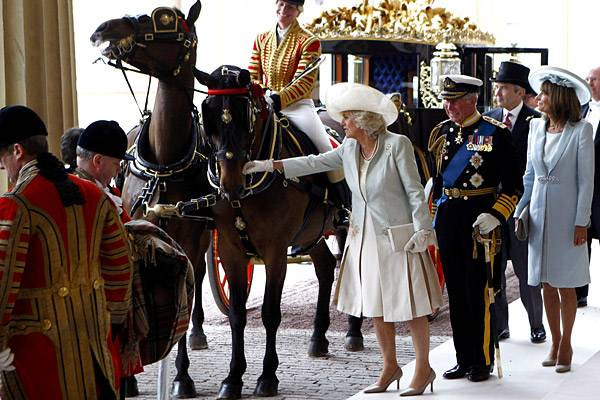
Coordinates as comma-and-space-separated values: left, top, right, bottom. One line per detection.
555, 348, 573, 373
399, 368, 436, 397
363, 367, 403, 393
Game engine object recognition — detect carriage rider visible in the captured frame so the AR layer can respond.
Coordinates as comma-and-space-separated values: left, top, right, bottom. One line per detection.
76, 120, 134, 223
429, 76, 522, 382
249, 0, 349, 216
0, 105, 133, 399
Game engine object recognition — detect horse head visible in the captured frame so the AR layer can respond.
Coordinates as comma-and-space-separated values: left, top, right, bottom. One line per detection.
90, 0, 201, 82
196, 65, 269, 200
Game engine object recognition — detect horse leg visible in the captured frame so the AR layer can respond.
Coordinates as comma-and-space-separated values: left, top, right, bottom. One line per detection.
254, 256, 287, 397
172, 333, 197, 398
307, 240, 336, 357
217, 258, 249, 400
189, 232, 211, 350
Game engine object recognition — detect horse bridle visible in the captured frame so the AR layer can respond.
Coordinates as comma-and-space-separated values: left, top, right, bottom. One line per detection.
107, 7, 197, 79
202, 67, 262, 162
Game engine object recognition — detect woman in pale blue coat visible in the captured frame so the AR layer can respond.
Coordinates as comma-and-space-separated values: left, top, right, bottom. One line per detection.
244, 83, 443, 396
515, 66, 594, 373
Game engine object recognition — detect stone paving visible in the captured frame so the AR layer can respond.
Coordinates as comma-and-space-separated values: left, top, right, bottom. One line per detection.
134, 326, 449, 399
132, 262, 519, 399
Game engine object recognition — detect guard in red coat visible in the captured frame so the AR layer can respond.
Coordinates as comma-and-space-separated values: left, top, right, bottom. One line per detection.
0, 105, 133, 399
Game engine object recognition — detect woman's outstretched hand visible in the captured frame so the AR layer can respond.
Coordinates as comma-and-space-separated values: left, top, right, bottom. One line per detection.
574, 225, 587, 246
242, 160, 274, 174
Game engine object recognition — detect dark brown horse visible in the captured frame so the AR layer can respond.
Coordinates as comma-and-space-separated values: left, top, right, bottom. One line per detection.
91, 2, 209, 397
195, 65, 354, 399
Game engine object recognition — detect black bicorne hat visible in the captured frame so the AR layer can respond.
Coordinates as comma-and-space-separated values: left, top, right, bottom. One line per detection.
78, 120, 134, 161
0, 105, 48, 148
493, 61, 535, 94
281, 0, 304, 5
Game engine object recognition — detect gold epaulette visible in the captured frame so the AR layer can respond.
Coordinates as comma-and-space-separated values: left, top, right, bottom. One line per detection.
428, 119, 450, 176
482, 115, 508, 130
427, 119, 450, 153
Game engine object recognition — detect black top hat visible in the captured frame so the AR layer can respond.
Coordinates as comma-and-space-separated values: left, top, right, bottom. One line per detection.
0, 105, 48, 148
78, 120, 134, 161
440, 75, 483, 99
494, 61, 535, 94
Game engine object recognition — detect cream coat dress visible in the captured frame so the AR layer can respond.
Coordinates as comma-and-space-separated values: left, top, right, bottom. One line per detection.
283, 132, 443, 322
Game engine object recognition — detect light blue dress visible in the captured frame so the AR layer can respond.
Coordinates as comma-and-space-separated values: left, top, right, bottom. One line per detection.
515, 118, 594, 287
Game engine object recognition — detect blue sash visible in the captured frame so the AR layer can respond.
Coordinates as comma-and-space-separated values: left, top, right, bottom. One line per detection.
433, 120, 495, 226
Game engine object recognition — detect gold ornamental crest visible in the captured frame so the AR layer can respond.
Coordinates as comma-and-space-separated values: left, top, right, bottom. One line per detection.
306, 0, 495, 46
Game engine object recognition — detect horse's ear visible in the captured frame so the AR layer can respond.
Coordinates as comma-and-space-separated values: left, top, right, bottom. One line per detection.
186, 0, 202, 26
237, 70, 251, 87
194, 67, 217, 88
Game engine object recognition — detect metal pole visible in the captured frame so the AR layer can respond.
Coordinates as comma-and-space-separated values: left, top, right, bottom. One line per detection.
157, 355, 169, 399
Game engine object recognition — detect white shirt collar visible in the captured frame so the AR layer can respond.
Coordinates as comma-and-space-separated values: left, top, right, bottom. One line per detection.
503, 101, 524, 119
277, 24, 290, 42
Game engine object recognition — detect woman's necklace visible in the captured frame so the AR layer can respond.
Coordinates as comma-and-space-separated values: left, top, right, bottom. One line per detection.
360, 139, 379, 160
548, 120, 564, 132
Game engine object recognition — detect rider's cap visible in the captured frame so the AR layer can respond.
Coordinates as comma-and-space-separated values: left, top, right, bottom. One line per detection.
0, 105, 48, 148
79, 120, 134, 161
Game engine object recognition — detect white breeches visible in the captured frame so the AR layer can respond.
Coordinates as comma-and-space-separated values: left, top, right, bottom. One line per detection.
280, 99, 333, 153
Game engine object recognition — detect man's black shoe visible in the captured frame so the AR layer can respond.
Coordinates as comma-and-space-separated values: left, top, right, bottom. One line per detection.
497, 329, 510, 340
467, 366, 490, 382
577, 297, 588, 308
443, 364, 469, 379
530, 326, 546, 343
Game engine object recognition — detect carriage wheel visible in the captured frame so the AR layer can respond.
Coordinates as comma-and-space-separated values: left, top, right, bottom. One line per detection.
207, 230, 254, 315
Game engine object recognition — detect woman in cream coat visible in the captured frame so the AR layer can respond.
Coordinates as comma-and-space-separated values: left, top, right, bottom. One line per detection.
244, 83, 443, 396
515, 67, 594, 373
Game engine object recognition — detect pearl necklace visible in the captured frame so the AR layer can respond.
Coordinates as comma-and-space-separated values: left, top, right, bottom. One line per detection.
360, 139, 379, 161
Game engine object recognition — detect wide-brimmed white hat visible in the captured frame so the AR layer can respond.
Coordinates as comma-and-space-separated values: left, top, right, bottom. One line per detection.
529, 66, 591, 105
326, 83, 398, 126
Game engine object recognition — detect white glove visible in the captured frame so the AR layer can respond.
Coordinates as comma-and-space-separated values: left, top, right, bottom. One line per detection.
242, 160, 274, 175
404, 229, 437, 253
0, 348, 15, 372
472, 213, 501, 235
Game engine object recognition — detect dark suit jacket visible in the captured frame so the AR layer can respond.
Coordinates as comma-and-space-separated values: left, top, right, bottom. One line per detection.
581, 103, 600, 237
483, 104, 541, 176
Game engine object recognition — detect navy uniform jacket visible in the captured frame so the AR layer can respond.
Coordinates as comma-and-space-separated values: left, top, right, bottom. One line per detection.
429, 113, 523, 224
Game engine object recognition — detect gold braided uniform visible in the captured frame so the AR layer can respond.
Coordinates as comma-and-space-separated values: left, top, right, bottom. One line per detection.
0, 161, 133, 399
249, 20, 320, 110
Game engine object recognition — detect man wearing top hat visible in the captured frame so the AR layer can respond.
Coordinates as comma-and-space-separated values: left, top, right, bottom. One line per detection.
0, 105, 132, 399
428, 75, 522, 382
75, 120, 135, 223
483, 61, 545, 344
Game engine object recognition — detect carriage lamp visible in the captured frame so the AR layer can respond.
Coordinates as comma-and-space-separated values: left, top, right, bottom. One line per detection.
430, 40, 461, 94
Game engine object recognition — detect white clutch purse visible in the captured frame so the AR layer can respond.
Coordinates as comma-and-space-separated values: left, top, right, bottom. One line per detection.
386, 223, 415, 252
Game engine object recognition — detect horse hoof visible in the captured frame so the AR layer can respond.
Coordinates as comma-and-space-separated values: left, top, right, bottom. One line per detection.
122, 376, 139, 397
171, 378, 197, 399
308, 338, 329, 357
253, 378, 279, 397
217, 382, 243, 399
189, 332, 208, 350
344, 335, 364, 352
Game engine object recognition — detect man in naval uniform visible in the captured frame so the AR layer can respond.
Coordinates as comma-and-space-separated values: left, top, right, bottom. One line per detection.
0, 105, 132, 399
483, 61, 545, 344
429, 75, 522, 382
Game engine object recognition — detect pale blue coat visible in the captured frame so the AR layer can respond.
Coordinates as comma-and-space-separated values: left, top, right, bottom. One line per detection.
515, 118, 594, 287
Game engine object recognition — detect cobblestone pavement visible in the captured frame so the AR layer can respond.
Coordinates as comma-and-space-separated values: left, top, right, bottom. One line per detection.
134, 326, 449, 400
133, 263, 519, 399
